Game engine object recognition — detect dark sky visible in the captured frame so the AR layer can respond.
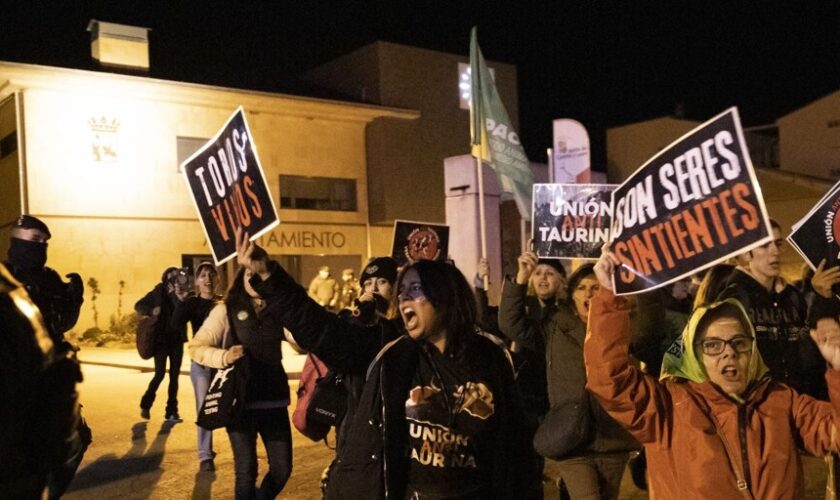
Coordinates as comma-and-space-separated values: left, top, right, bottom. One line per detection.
2, 1, 840, 170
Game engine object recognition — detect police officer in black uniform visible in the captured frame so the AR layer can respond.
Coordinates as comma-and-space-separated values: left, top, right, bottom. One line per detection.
4, 215, 88, 499
0, 261, 82, 499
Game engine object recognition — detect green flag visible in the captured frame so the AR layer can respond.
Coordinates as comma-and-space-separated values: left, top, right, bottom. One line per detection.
470, 27, 533, 220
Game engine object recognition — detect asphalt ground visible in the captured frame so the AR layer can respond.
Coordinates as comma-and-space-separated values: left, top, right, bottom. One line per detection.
63, 348, 830, 499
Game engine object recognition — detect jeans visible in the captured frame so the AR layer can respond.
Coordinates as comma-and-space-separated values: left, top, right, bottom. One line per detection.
140, 342, 183, 415
191, 360, 215, 461
544, 452, 629, 500
227, 407, 293, 500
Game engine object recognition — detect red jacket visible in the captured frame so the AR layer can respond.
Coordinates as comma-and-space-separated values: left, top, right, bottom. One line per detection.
584, 288, 840, 499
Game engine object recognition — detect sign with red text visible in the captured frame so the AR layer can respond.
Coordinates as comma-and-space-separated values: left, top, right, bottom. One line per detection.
788, 180, 840, 270
610, 107, 772, 295
533, 183, 615, 259
182, 107, 279, 265
391, 220, 450, 267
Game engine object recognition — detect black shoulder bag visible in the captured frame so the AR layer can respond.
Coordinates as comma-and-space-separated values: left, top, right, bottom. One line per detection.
197, 309, 249, 430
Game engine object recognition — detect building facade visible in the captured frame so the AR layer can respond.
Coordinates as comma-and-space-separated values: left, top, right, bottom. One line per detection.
0, 61, 417, 331
304, 41, 520, 225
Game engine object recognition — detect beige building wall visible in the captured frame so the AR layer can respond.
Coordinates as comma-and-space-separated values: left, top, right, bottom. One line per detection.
606, 116, 701, 182
0, 61, 417, 332
0, 94, 21, 238
306, 42, 519, 225
778, 89, 840, 180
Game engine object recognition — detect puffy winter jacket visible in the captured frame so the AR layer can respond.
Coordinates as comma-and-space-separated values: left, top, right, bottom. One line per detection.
585, 288, 840, 499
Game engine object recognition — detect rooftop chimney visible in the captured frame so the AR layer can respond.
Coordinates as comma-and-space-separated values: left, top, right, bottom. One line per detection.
87, 20, 151, 71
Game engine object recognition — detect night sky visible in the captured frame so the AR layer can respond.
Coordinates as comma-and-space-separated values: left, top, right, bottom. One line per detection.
2, 1, 839, 171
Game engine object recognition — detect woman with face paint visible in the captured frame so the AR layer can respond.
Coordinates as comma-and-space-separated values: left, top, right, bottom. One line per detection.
233, 228, 532, 499
188, 248, 293, 499
586, 245, 840, 499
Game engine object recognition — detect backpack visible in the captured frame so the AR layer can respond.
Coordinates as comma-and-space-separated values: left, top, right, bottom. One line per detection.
293, 353, 347, 442
135, 314, 157, 360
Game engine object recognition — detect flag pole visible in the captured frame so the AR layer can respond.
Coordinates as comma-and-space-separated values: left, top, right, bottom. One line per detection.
476, 156, 489, 289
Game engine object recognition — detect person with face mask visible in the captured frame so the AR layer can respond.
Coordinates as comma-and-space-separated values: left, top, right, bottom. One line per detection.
336, 268, 361, 312
232, 228, 533, 499
308, 266, 339, 311
4, 215, 88, 499
171, 261, 222, 472
4, 215, 84, 348
586, 245, 840, 499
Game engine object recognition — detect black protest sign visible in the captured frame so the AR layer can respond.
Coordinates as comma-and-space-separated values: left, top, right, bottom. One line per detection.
181, 107, 279, 265
610, 107, 772, 295
788, 180, 840, 270
391, 220, 450, 267
533, 183, 615, 260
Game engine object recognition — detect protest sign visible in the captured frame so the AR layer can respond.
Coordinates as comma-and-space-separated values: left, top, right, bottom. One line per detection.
533, 183, 615, 259
787, 180, 840, 270
182, 107, 279, 265
391, 220, 450, 267
610, 107, 772, 295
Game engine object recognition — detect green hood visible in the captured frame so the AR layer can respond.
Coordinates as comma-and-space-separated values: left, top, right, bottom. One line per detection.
660, 298, 768, 390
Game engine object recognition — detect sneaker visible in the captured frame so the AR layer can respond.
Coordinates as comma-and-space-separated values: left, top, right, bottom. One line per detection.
165, 412, 183, 422
140, 408, 150, 420
200, 459, 215, 472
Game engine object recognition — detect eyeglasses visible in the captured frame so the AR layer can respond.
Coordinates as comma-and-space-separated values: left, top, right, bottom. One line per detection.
697, 336, 754, 356
397, 282, 427, 302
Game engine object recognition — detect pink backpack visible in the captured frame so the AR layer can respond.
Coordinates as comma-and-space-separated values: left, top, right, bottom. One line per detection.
293, 353, 342, 442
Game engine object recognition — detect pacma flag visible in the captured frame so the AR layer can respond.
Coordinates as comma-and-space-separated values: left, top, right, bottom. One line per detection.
469, 27, 533, 220
181, 107, 279, 265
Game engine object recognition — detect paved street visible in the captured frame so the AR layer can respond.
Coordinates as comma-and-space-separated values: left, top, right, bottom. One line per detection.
63, 349, 830, 499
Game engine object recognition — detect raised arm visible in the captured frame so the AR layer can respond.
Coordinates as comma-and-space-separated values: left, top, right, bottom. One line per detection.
234, 227, 386, 374
497, 252, 539, 343
584, 246, 673, 444
795, 318, 840, 455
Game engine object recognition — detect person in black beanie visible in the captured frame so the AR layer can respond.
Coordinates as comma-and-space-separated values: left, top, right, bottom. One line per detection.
4, 214, 88, 499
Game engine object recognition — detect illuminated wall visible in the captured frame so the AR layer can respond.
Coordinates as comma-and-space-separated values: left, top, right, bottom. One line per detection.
0, 94, 21, 237
0, 61, 417, 331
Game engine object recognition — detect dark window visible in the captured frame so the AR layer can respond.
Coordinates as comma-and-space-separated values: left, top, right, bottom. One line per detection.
280, 175, 357, 211
176, 136, 209, 172
0, 131, 17, 159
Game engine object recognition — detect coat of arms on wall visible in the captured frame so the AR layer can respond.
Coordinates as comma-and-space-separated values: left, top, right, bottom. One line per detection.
89, 116, 120, 162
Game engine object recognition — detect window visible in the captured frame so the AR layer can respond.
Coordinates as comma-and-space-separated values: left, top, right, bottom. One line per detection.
280, 175, 357, 211
176, 136, 209, 172
0, 131, 17, 159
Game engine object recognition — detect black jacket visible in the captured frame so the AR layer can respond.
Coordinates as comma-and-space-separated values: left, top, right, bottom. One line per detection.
226, 291, 291, 404
5, 263, 83, 346
717, 269, 826, 398
254, 263, 532, 499
135, 284, 187, 346
498, 281, 637, 456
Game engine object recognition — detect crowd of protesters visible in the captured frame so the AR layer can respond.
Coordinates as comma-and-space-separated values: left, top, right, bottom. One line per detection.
9, 210, 840, 500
